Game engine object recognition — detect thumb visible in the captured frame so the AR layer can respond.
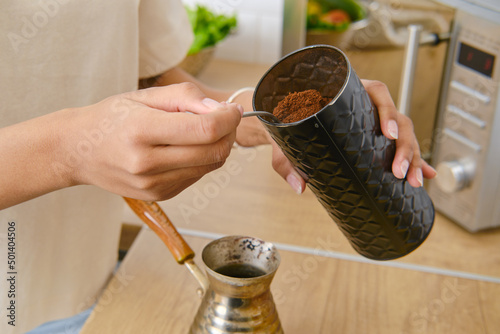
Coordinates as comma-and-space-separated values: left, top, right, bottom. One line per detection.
127, 83, 243, 115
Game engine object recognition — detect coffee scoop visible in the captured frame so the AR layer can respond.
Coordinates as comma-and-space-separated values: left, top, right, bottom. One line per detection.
242, 111, 280, 123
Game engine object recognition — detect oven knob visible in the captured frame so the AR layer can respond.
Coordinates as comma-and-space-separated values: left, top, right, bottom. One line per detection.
435, 160, 475, 193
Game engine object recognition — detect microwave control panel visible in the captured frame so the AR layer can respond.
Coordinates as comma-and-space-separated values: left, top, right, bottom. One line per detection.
429, 8, 500, 231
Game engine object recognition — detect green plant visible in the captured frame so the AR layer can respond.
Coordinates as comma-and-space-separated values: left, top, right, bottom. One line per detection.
185, 5, 238, 55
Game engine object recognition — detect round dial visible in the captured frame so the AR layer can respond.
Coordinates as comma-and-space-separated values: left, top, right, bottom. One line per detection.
435, 160, 475, 193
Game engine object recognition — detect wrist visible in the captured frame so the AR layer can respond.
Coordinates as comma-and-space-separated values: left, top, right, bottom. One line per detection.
0, 108, 80, 209
45, 107, 85, 188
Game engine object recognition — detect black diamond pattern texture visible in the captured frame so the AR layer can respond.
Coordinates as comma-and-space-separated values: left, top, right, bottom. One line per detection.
254, 46, 434, 260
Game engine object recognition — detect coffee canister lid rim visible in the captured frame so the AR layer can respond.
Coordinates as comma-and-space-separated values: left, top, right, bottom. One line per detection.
252, 44, 351, 127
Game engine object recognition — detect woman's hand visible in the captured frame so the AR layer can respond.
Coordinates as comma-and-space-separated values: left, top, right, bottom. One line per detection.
232, 80, 436, 194
0, 83, 243, 209
69, 83, 243, 201
362, 79, 437, 187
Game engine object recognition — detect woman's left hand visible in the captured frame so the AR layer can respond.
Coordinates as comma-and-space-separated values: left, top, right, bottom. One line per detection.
233, 79, 437, 193
362, 79, 437, 188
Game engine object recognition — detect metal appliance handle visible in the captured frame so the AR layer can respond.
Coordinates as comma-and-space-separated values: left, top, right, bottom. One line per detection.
397, 25, 451, 116
397, 25, 423, 116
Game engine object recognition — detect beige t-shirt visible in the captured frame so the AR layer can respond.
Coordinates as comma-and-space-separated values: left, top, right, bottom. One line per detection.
0, 0, 193, 332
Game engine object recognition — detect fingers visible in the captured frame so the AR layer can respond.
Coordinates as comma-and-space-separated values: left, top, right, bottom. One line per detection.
397, 139, 423, 188
125, 82, 235, 115
391, 113, 415, 176
362, 79, 437, 187
383, 104, 425, 187
113, 102, 239, 188
123, 132, 236, 176
123, 105, 242, 146
108, 169, 206, 202
390, 116, 437, 187
422, 160, 438, 179
361, 80, 399, 140
270, 141, 305, 194
118, 83, 242, 147
76, 83, 245, 202
85, 129, 235, 202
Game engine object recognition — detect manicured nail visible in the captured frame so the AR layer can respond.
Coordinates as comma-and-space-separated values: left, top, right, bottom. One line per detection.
387, 120, 398, 139
400, 160, 409, 178
429, 165, 438, 177
286, 173, 302, 195
416, 168, 424, 187
202, 98, 223, 110
230, 102, 244, 116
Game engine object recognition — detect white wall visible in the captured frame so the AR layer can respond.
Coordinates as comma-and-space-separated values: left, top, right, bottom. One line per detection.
182, 0, 284, 64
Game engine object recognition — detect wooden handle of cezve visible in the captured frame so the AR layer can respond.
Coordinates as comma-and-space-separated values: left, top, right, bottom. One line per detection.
123, 197, 195, 264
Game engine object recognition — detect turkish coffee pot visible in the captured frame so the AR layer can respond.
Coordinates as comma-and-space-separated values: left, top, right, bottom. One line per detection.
124, 198, 283, 334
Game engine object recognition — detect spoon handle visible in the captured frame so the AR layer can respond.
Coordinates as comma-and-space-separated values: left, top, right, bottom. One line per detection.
242, 111, 280, 123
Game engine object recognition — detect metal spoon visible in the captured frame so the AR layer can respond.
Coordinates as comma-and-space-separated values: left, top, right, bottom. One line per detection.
242, 111, 281, 123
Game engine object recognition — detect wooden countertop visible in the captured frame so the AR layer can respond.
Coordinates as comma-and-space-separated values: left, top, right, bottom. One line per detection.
81, 146, 500, 333
80, 231, 500, 334
81, 55, 500, 333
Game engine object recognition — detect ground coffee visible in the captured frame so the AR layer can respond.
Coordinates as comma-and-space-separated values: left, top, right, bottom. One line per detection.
272, 89, 330, 123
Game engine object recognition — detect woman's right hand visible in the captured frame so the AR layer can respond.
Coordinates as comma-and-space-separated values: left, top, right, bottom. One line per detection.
66, 83, 243, 201
0, 83, 243, 209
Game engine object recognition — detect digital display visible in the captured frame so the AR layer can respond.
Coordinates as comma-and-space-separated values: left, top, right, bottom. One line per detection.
457, 42, 495, 78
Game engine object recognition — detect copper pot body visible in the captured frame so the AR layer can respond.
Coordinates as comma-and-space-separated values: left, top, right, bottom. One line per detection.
189, 236, 282, 334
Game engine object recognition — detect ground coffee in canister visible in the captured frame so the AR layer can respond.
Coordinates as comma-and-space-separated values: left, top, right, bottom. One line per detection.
272, 89, 330, 123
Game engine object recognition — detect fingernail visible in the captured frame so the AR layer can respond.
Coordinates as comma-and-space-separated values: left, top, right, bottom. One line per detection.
416, 168, 424, 187
429, 165, 438, 177
286, 173, 302, 195
230, 102, 244, 116
202, 98, 223, 110
400, 160, 409, 178
387, 120, 398, 139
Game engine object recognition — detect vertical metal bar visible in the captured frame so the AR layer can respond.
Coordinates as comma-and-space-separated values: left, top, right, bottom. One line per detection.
398, 25, 422, 116
281, 0, 307, 56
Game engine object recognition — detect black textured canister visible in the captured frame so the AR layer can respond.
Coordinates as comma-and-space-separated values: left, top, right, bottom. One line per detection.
253, 45, 434, 260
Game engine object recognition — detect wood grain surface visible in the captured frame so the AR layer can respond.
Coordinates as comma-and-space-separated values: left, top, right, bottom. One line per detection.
81, 231, 500, 334
124, 144, 500, 279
